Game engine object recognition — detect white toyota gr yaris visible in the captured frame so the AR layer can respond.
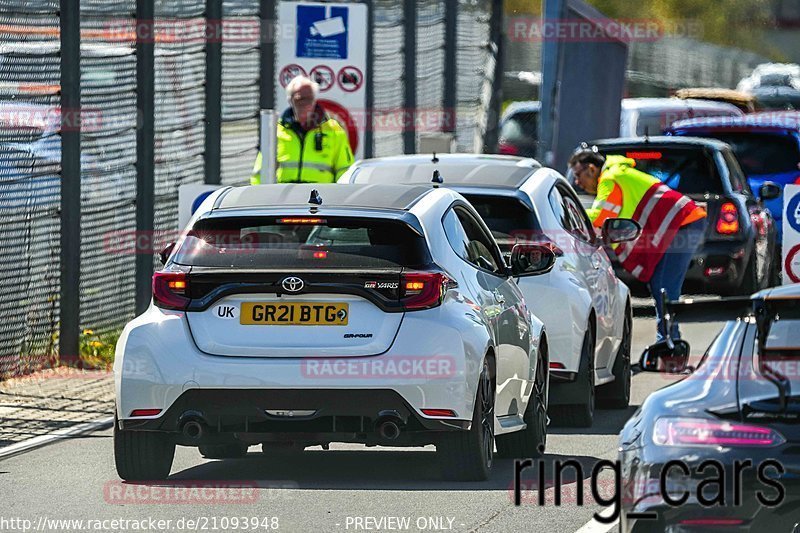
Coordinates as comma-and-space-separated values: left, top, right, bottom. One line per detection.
114, 183, 553, 481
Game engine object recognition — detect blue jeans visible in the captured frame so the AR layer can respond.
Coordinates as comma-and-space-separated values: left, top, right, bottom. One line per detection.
648, 218, 707, 342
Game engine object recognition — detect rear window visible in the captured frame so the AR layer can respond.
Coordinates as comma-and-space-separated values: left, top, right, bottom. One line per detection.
635, 108, 737, 136
462, 194, 542, 252
499, 111, 538, 143
172, 216, 431, 269
702, 132, 800, 175
599, 147, 724, 195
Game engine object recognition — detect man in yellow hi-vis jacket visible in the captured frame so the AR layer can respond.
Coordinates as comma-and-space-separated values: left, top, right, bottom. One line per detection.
251, 75, 353, 184
569, 146, 707, 344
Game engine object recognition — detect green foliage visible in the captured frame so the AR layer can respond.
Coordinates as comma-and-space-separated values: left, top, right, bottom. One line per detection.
505, 0, 781, 58
587, 0, 776, 56
79, 328, 119, 369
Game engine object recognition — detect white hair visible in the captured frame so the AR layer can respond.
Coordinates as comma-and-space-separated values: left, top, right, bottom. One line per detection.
286, 75, 319, 101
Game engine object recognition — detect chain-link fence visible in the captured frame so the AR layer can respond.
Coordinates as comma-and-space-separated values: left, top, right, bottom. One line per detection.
0, 2, 62, 377
626, 37, 766, 95
505, 33, 768, 100
0, 0, 499, 380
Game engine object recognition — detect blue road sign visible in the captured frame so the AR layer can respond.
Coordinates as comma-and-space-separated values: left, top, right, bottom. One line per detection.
787, 189, 800, 234
296, 5, 349, 60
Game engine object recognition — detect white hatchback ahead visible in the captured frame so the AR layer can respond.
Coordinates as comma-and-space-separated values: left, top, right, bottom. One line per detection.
340, 154, 639, 427
114, 183, 553, 481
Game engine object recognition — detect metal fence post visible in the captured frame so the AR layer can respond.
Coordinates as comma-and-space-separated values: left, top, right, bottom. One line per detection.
59, 0, 81, 364
483, 0, 503, 153
260, 0, 276, 112
364, 0, 374, 158
402, 0, 416, 154
205, 0, 222, 185
443, 0, 457, 135
135, 0, 155, 314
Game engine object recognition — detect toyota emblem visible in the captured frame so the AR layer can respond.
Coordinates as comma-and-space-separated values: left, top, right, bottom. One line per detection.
281, 276, 305, 293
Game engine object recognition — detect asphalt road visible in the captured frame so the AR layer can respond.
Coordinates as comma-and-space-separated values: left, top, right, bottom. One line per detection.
0, 308, 724, 533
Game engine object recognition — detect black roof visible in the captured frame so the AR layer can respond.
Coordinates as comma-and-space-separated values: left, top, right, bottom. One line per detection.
350, 154, 542, 189
590, 136, 731, 151
215, 183, 432, 211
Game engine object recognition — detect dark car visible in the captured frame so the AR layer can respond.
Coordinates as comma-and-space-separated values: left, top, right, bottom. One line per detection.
618, 286, 800, 532
668, 112, 800, 242
497, 101, 541, 157
587, 137, 780, 295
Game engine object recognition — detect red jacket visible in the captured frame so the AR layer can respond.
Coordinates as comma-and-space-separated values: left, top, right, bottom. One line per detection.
613, 182, 700, 283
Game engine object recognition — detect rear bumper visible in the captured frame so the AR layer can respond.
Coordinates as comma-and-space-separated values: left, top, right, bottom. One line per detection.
114, 305, 484, 442
120, 388, 470, 446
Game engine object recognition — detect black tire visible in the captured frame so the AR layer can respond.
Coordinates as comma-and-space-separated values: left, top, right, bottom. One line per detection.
550, 325, 595, 428
496, 340, 548, 458
438, 358, 495, 481
114, 417, 175, 481
598, 305, 632, 409
199, 443, 248, 459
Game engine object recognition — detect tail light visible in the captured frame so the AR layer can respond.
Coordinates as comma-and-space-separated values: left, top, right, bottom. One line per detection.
680, 519, 744, 527
152, 271, 190, 310
497, 141, 519, 156
400, 271, 455, 311
549, 362, 565, 369
716, 202, 740, 235
653, 417, 785, 448
794, 176, 800, 184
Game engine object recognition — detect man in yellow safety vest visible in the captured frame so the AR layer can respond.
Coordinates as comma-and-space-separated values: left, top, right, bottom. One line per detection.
251, 75, 353, 184
569, 145, 707, 343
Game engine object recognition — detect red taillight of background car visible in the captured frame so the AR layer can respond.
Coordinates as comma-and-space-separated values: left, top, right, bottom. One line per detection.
653, 417, 785, 448
152, 271, 190, 310
497, 141, 519, 156
400, 271, 455, 311
716, 202, 740, 235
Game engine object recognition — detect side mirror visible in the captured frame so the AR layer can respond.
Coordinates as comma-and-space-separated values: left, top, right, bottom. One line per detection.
509, 243, 557, 277
601, 218, 641, 245
159, 242, 176, 266
759, 181, 781, 201
639, 339, 691, 373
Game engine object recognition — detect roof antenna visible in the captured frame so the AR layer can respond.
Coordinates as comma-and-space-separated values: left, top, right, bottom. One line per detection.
431, 169, 443, 186
308, 189, 322, 205
432, 152, 439, 164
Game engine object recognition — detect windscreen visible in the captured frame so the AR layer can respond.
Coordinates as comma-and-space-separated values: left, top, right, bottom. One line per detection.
172, 216, 431, 269
600, 147, 724, 195
462, 194, 542, 252
703, 132, 800, 175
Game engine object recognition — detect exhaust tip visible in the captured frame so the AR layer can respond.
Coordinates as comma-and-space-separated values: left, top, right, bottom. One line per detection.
376, 419, 401, 441
182, 420, 205, 441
